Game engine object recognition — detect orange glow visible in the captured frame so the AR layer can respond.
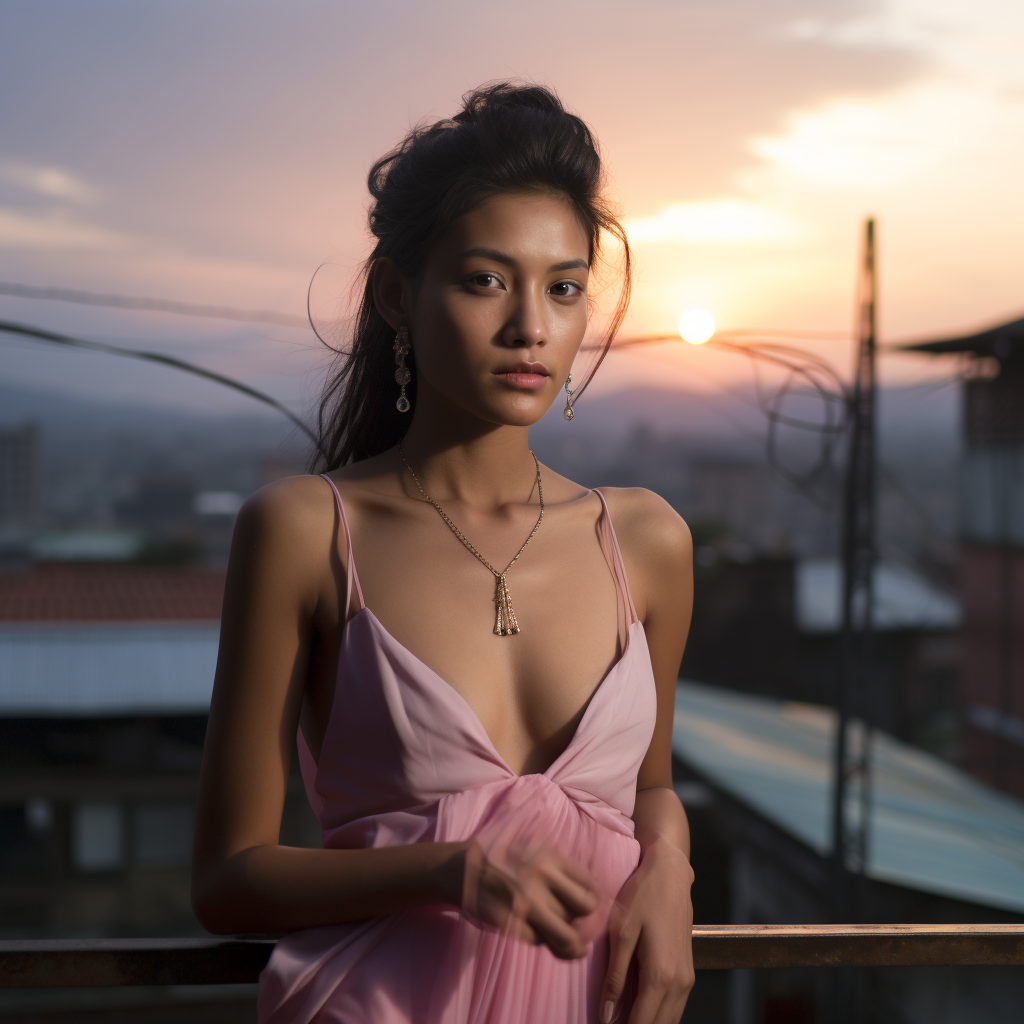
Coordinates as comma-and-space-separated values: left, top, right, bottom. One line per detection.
678, 309, 716, 345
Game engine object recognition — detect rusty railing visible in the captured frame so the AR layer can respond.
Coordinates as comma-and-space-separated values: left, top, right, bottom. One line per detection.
2, 925, 1023, 988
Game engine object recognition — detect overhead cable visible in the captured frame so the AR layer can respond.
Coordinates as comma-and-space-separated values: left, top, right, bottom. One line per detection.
0, 319, 320, 451
589, 331, 850, 505
0, 281, 310, 329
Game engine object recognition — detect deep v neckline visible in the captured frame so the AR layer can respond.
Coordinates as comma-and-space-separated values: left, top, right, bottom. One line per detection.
313, 475, 643, 780
275, 485, 659, 1024
352, 605, 641, 780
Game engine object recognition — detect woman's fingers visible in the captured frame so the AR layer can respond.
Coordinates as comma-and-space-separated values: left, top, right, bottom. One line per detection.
529, 847, 601, 919
625, 986, 662, 1024
600, 904, 639, 1023
627, 944, 694, 1024
502, 913, 539, 946
517, 880, 589, 958
555, 850, 602, 891
654, 992, 691, 1024
466, 843, 600, 958
499, 889, 588, 958
545, 865, 599, 919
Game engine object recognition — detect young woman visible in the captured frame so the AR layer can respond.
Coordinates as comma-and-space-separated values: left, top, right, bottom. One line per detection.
192, 83, 695, 1024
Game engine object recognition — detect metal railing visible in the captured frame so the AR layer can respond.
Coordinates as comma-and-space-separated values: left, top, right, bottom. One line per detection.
3, 926, 1023, 988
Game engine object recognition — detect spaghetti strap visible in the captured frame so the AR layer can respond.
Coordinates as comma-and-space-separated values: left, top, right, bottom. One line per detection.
319, 474, 366, 615
266, 477, 659, 1024
593, 488, 639, 627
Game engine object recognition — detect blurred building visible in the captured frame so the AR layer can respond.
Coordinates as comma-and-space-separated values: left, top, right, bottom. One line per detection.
0, 564, 318, 944
673, 681, 1024, 1024
795, 558, 961, 754
686, 455, 777, 552
680, 554, 961, 753
904, 317, 1024, 798
0, 423, 41, 527
111, 473, 244, 566
0, 564, 222, 940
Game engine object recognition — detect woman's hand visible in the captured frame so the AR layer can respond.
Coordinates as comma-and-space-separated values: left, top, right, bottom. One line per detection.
451, 840, 602, 961
601, 836, 695, 1024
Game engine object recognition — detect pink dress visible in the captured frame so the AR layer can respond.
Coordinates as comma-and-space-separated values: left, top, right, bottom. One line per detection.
257, 478, 658, 1023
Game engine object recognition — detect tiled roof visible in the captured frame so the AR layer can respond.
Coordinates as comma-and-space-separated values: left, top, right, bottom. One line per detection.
0, 565, 225, 622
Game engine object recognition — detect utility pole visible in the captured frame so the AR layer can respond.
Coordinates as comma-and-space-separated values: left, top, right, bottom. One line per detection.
830, 218, 879, 922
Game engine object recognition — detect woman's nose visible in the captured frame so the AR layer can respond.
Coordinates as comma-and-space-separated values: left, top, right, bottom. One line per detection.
499, 294, 546, 348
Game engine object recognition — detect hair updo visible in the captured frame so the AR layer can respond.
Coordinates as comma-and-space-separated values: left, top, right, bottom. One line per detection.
311, 81, 631, 469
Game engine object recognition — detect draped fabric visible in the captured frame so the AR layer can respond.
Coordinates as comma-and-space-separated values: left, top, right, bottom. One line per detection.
257, 482, 657, 1024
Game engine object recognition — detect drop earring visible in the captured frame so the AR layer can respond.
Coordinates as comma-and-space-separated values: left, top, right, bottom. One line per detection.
394, 327, 411, 413
563, 373, 575, 420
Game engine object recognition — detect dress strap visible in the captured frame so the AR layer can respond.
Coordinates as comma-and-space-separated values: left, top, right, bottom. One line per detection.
592, 488, 639, 628
319, 474, 366, 616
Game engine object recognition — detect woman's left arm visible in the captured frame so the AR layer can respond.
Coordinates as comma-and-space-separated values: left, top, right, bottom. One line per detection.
599, 488, 695, 1024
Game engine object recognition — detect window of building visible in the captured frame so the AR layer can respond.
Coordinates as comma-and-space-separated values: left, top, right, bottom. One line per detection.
72, 801, 124, 871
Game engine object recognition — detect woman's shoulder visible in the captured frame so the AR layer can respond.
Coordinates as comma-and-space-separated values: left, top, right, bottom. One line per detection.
595, 486, 692, 568
231, 474, 339, 574
237, 473, 335, 530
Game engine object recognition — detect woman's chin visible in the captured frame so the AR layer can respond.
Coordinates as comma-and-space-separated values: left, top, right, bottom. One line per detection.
485, 393, 556, 428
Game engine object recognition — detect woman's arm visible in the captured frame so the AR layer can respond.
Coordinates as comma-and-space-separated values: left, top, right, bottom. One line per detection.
190, 476, 597, 955
191, 476, 464, 933
598, 488, 695, 1024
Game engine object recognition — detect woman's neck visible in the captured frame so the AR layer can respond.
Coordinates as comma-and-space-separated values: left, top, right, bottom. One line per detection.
396, 397, 538, 510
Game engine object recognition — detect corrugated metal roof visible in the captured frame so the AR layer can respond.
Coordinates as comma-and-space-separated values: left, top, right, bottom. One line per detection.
0, 565, 225, 622
796, 558, 960, 633
673, 680, 1024, 914
0, 624, 219, 714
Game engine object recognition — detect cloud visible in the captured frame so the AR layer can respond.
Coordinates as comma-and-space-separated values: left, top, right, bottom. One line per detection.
749, 93, 933, 188
0, 208, 129, 250
625, 201, 804, 246
0, 159, 98, 204
780, 0, 1024, 91
753, 0, 1024, 189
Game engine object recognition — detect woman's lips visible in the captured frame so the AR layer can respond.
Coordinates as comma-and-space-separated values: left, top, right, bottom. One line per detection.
493, 370, 549, 389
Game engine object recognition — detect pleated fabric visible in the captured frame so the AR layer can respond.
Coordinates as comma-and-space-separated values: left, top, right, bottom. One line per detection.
257, 482, 657, 1024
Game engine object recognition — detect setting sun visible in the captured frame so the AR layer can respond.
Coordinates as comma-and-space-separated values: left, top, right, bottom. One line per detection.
678, 309, 716, 345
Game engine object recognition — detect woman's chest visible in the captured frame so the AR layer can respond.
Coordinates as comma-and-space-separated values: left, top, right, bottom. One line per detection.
306, 502, 625, 774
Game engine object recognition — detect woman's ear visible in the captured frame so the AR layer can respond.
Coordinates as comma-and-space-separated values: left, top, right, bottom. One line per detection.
371, 258, 410, 332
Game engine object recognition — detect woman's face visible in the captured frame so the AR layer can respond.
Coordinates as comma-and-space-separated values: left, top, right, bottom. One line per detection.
406, 191, 591, 428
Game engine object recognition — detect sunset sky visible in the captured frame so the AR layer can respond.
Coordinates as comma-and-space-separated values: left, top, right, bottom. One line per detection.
1, 0, 1022, 415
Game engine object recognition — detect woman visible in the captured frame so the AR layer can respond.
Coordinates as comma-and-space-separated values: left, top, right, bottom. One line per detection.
192, 83, 695, 1024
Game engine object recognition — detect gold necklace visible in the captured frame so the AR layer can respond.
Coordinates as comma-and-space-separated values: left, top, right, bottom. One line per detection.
398, 442, 544, 636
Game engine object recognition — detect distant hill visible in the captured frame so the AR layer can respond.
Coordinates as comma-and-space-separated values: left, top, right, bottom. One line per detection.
535, 381, 960, 452
1, 378, 960, 563
3, 377, 959, 453
0, 380, 300, 449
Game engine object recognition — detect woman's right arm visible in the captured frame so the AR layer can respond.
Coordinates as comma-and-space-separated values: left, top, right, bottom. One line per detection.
191, 477, 469, 934
190, 477, 596, 954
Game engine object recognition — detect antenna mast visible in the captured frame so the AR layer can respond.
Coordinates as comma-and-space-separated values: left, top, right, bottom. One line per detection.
830, 217, 879, 919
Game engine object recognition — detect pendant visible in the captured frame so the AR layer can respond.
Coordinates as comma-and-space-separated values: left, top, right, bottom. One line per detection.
493, 574, 521, 636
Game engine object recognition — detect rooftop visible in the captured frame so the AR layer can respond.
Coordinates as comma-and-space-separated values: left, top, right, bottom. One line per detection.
795, 558, 960, 633
0, 565, 225, 622
0, 624, 219, 715
673, 680, 1024, 914
899, 314, 1024, 360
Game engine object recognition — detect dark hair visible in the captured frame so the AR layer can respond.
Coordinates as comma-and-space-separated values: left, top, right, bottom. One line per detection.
310, 81, 631, 470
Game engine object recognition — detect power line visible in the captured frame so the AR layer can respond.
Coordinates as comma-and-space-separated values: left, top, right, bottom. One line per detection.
590, 331, 850, 505
0, 319, 320, 451
0, 281, 310, 329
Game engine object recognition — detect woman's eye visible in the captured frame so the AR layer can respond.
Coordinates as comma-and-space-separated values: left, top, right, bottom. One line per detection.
551, 281, 583, 297
468, 273, 503, 289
